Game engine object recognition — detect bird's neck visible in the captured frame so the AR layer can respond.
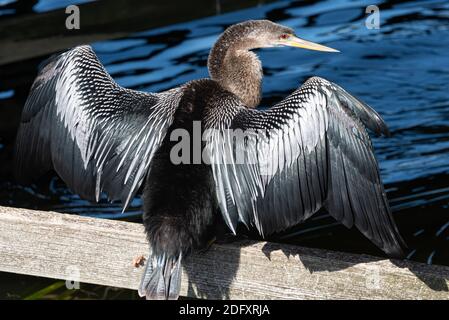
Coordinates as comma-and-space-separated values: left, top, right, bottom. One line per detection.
208, 34, 263, 108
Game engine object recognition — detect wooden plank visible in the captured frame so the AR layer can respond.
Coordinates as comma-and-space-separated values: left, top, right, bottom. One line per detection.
0, 205, 448, 299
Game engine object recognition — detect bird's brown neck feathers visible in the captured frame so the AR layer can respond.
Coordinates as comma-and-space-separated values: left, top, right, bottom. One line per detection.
207, 22, 264, 108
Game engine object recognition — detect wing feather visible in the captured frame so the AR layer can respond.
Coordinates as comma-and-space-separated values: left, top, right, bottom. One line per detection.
14, 45, 183, 210
207, 76, 405, 256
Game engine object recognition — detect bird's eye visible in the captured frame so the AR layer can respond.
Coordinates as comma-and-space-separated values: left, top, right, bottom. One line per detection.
280, 34, 289, 40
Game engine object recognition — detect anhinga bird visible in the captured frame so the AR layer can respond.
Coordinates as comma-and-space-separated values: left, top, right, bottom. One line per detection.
14, 20, 405, 300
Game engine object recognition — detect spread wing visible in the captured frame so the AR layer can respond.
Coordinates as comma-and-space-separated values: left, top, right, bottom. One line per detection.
14, 45, 183, 210
206, 76, 405, 257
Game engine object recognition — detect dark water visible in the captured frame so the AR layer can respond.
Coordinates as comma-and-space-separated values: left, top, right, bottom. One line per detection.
0, 0, 448, 268
0, 0, 93, 16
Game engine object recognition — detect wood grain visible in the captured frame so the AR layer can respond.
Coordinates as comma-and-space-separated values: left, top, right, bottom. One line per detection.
0, 205, 448, 299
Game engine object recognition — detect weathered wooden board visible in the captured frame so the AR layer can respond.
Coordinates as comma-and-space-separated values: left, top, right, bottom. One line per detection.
0, 206, 448, 299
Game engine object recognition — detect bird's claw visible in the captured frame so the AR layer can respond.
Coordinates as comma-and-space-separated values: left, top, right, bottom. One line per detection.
133, 255, 146, 268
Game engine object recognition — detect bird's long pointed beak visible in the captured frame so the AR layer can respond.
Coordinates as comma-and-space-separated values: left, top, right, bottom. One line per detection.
282, 36, 339, 53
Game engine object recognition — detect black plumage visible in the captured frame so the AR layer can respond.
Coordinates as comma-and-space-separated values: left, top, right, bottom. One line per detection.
208, 78, 404, 256
139, 81, 223, 299
14, 20, 405, 300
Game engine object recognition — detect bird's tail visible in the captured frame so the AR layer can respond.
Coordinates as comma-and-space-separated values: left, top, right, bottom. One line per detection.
138, 251, 183, 300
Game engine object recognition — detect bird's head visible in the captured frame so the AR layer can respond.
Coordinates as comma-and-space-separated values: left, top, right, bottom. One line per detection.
208, 20, 339, 108
227, 19, 339, 53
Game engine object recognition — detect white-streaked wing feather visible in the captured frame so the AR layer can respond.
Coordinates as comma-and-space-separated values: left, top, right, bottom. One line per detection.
207, 76, 404, 256
15, 45, 183, 210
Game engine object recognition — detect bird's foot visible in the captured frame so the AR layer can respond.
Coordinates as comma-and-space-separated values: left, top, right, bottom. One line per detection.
132, 255, 146, 268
